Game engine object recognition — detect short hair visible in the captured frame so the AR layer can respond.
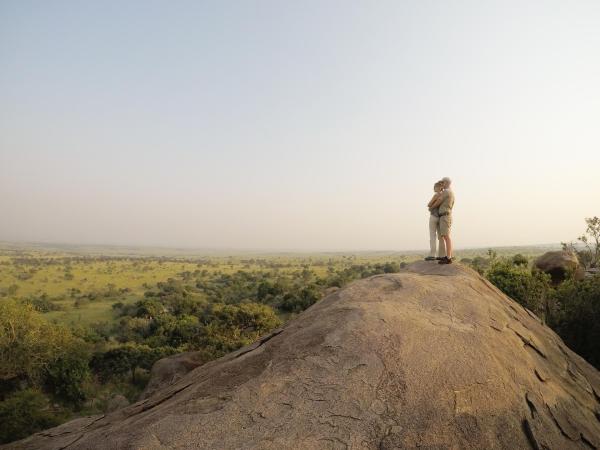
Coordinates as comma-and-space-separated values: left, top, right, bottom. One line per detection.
441, 177, 452, 184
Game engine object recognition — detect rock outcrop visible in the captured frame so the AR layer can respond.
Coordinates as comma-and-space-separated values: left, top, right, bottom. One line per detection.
5, 262, 600, 449
140, 351, 206, 400
105, 394, 130, 412
535, 250, 584, 283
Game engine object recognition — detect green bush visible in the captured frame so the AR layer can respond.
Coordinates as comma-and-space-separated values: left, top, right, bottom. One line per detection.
0, 389, 64, 444
512, 254, 529, 266
91, 344, 176, 383
466, 256, 491, 275
551, 275, 600, 369
279, 287, 320, 313
0, 300, 76, 384
485, 261, 552, 318
43, 344, 90, 407
191, 303, 282, 358
22, 294, 63, 313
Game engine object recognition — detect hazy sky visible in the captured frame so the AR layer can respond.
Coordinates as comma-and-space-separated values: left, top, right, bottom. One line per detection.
1, 1, 599, 251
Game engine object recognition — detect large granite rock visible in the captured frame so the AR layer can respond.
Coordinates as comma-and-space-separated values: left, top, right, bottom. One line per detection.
5, 262, 600, 449
535, 250, 584, 283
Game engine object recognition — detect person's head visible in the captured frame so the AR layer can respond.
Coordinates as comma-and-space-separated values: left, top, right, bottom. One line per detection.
441, 177, 452, 189
433, 181, 444, 193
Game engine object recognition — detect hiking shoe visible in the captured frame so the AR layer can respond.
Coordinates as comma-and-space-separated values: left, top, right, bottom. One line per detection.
424, 256, 436, 261
438, 257, 453, 264
435, 257, 445, 260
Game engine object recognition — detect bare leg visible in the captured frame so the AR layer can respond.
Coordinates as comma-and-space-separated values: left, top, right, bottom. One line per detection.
442, 235, 453, 259
438, 236, 446, 258
436, 222, 446, 257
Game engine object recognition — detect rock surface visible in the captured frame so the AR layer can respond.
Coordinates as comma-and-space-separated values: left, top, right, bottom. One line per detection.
105, 394, 130, 412
5, 262, 600, 450
535, 250, 583, 282
140, 351, 206, 400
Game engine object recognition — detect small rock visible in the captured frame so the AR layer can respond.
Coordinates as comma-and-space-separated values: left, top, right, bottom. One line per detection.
106, 394, 129, 412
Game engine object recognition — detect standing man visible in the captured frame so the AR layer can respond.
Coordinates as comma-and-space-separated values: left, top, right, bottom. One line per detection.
431, 177, 455, 264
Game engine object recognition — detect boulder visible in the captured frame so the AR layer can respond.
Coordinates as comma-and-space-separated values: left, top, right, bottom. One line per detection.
535, 250, 583, 282
5, 262, 600, 449
105, 394, 130, 412
139, 351, 206, 400
322, 286, 339, 297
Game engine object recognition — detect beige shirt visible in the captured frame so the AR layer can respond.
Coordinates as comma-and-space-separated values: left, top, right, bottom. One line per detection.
438, 189, 455, 215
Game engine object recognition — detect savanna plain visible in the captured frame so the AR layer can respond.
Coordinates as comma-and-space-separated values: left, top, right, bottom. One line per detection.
1, 220, 599, 444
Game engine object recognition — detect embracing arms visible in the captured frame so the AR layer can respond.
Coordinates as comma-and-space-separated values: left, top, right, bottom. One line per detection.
428, 192, 442, 208
429, 191, 445, 208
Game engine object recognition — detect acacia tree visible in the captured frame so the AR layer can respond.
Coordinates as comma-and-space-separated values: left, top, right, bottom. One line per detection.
0, 300, 74, 384
578, 216, 600, 269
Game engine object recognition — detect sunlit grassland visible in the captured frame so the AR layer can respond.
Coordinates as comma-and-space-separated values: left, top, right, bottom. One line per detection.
0, 243, 553, 328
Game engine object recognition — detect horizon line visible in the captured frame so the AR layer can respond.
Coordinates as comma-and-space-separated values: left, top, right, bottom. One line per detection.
0, 239, 564, 256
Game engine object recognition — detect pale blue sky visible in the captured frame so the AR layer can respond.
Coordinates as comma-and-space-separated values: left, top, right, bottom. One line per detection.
1, 1, 599, 250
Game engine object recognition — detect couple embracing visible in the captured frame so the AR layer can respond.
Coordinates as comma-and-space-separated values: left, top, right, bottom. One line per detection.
426, 177, 454, 264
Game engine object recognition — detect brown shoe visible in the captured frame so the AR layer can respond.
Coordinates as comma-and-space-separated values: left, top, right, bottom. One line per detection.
438, 257, 453, 264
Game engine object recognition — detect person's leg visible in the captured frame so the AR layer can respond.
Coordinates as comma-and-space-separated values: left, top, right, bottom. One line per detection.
445, 215, 453, 259
443, 235, 453, 259
436, 220, 446, 258
427, 215, 437, 258
438, 215, 453, 263
438, 233, 446, 258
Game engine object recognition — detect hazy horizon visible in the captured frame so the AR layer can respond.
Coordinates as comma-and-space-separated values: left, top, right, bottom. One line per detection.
2, 1, 599, 251
0, 238, 565, 255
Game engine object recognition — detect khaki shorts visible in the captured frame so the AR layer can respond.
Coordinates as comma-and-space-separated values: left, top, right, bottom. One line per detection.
439, 214, 452, 236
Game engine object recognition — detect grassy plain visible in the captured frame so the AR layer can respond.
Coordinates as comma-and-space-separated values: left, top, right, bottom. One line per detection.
0, 242, 557, 328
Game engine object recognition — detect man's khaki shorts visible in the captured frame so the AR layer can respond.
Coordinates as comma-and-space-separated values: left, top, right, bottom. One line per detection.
439, 214, 452, 236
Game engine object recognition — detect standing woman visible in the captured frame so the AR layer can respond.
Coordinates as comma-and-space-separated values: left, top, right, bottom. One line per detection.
425, 180, 446, 261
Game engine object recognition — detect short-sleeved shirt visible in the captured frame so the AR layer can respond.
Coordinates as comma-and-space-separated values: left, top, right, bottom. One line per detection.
438, 189, 455, 215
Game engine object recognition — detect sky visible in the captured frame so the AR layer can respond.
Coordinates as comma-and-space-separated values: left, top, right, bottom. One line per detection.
1, 1, 599, 251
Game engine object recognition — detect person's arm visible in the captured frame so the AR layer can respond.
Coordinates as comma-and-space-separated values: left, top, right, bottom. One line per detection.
430, 191, 446, 208
427, 193, 440, 208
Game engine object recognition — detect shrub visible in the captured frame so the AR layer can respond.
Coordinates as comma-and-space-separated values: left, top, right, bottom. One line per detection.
23, 294, 63, 313
467, 256, 491, 275
512, 254, 529, 266
486, 261, 552, 318
91, 344, 176, 383
43, 343, 90, 407
551, 275, 600, 369
279, 287, 320, 313
0, 389, 64, 444
0, 300, 75, 384
192, 303, 282, 358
